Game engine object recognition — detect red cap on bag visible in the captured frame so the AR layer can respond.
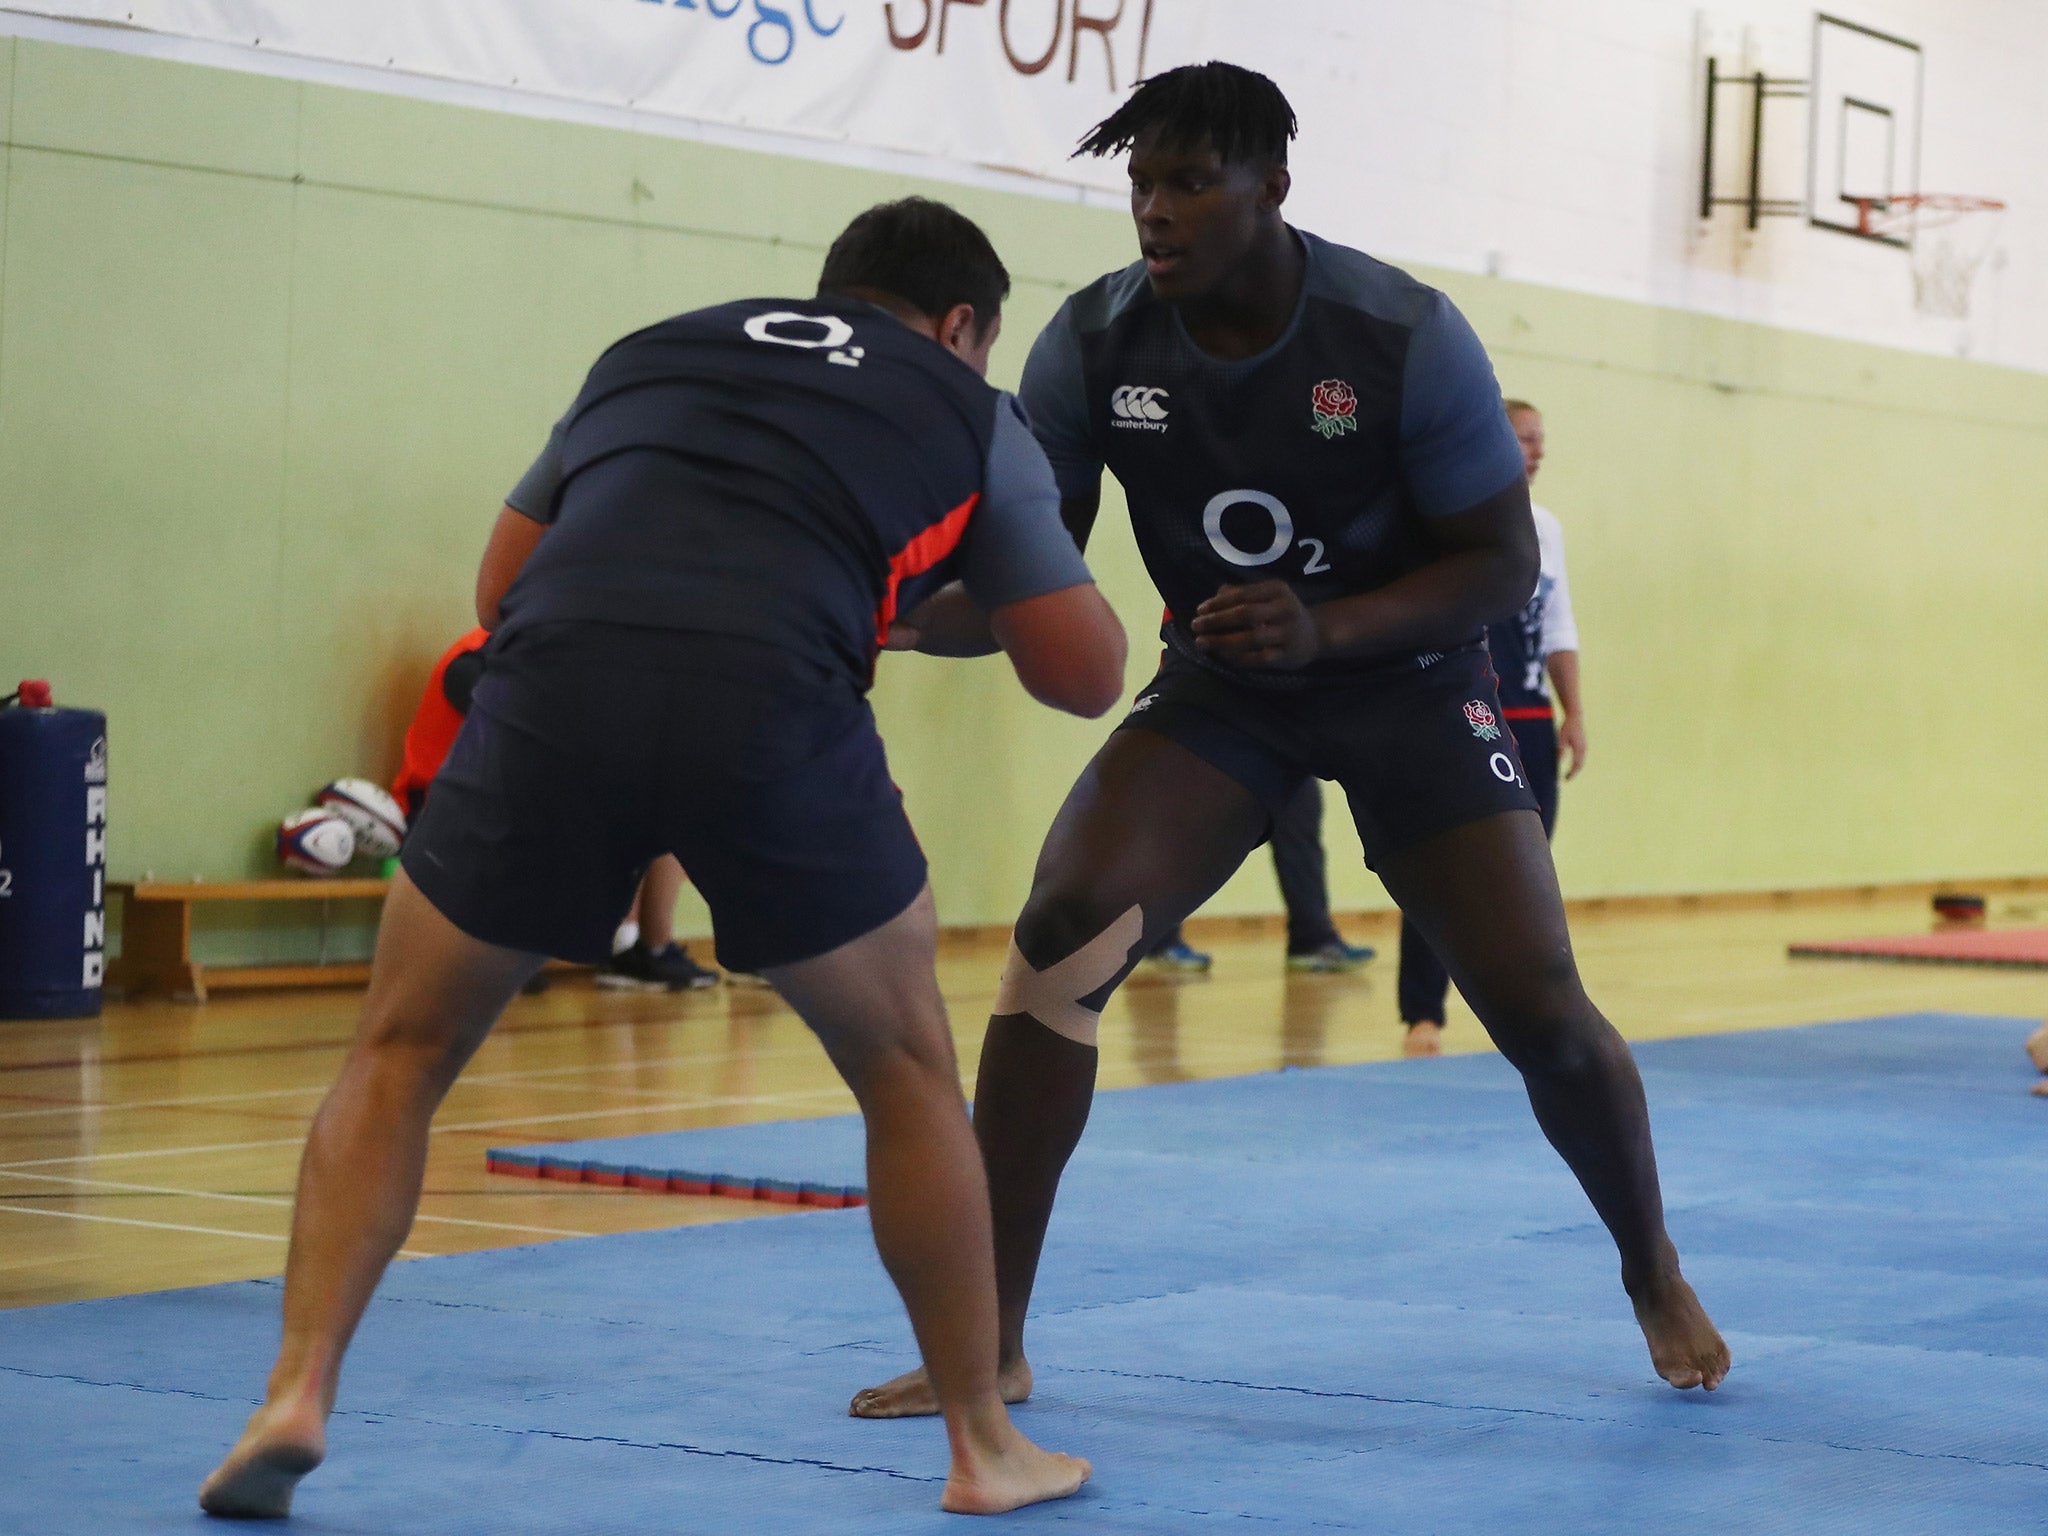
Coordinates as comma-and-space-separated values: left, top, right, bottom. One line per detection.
16, 681, 51, 708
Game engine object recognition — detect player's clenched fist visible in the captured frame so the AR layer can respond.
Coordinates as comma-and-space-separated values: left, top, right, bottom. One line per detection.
1189, 582, 1323, 669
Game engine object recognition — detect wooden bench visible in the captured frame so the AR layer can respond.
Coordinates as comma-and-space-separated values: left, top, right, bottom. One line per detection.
107, 878, 389, 1003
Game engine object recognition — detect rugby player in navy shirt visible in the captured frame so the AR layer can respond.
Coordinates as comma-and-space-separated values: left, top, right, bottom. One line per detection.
201, 200, 1114, 1520
851, 65, 1727, 1421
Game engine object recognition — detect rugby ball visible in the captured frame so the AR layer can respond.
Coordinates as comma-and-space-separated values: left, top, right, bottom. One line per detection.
316, 778, 408, 860
278, 808, 356, 876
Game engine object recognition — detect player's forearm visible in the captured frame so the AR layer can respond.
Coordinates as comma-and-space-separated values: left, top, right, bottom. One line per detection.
1547, 649, 1583, 721
893, 583, 1000, 657
475, 504, 548, 630
1308, 544, 1534, 662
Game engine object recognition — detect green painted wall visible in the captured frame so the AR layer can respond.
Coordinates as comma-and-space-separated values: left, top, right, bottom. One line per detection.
2, 38, 2042, 962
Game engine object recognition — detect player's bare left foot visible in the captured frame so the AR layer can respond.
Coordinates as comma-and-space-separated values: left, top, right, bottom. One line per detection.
940, 1420, 1089, 1515
198, 1396, 327, 1518
2025, 1021, 2048, 1075
1628, 1264, 1730, 1390
850, 1354, 1032, 1419
1402, 1021, 1443, 1057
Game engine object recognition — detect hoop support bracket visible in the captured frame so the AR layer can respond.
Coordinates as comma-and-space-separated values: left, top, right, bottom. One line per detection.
1700, 57, 1809, 229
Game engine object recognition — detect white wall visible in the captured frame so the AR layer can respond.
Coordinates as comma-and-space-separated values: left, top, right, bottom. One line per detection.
10, 0, 2042, 371
1210, 1, 2046, 371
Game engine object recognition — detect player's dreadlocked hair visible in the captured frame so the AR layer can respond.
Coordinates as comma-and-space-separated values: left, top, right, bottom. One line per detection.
1075, 61, 1297, 167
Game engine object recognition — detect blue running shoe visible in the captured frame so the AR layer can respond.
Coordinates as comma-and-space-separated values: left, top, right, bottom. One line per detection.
1144, 938, 1213, 973
1286, 938, 1377, 973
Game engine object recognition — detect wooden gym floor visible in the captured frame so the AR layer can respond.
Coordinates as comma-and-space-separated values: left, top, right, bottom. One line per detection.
2, 890, 2041, 1311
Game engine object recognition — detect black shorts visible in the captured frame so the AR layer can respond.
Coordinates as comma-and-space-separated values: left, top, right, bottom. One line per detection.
402, 623, 926, 974
1115, 645, 1540, 868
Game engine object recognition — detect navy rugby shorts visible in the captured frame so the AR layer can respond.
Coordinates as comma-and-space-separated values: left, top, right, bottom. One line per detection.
1114, 644, 1540, 867
402, 623, 926, 974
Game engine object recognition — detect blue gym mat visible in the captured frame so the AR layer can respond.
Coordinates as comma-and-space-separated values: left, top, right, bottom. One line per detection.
3, 1013, 2044, 1533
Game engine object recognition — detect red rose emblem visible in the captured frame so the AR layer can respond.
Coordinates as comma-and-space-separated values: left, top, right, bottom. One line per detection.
1462, 699, 1503, 739
1312, 379, 1357, 419
1310, 379, 1359, 438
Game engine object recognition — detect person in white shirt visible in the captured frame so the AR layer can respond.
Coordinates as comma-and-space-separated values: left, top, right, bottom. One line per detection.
1397, 400, 1585, 1056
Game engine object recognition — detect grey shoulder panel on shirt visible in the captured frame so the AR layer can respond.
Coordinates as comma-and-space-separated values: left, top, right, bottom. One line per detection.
1299, 230, 1442, 330
955, 394, 1094, 612
1061, 260, 1156, 337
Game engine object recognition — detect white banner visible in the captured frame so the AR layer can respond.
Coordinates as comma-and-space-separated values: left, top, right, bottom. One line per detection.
5, 1, 1218, 189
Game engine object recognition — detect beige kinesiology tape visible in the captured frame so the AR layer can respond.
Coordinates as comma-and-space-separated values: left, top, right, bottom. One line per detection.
991, 905, 1146, 1048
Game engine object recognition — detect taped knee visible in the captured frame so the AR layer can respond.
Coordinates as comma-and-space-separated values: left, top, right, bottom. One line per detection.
991, 904, 1145, 1048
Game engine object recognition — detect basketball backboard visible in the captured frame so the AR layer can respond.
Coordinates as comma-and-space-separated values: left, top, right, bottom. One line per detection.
1807, 14, 1923, 246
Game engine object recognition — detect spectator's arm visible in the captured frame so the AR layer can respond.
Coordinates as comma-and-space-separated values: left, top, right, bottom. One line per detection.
1549, 648, 1586, 778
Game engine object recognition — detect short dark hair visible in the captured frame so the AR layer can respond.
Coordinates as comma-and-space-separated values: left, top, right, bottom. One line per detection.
1076, 61, 1297, 167
1504, 398, 1538, 417
817, 198, 1010, 337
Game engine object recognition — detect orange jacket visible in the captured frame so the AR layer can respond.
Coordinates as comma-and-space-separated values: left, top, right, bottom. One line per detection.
390, 628, 489, 818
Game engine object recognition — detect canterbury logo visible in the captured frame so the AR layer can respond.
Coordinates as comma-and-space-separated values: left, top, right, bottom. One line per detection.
1110, 385, 1170, 429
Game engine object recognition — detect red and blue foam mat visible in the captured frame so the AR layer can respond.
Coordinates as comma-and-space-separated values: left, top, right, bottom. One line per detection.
1789, 927, 2048, 967
486, 1117, 869, 1207
3, 1014, 2044, 1533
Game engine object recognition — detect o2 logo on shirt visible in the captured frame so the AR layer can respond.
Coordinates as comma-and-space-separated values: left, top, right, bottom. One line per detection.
743, 311, 865, 368
1201, 489, 1332, 576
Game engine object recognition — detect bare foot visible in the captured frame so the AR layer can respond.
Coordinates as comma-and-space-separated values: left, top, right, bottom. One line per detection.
941, 1430, 1090, 1515
198, 1399, 326, 1519
2025, 1022, 2048, 1075
2031, 1080, 2047, 1098
1629, 1269, 1731, 1390
850, 1355, 1032, 1419
1402, 1022, 1443, 1057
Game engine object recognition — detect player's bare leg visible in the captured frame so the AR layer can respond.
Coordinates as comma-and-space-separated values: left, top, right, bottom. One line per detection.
200, 872, 539, 1517
851, 731, 1269, 1419
1379, 810, 1730, 1391
770, 887, 1088, 1513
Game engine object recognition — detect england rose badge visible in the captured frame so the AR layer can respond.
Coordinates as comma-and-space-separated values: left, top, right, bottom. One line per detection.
1311, 378, 1358, 439
1463, 700, 1503, 741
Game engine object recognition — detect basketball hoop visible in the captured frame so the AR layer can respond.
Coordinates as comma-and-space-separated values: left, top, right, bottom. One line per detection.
1849, 193, 2008, 320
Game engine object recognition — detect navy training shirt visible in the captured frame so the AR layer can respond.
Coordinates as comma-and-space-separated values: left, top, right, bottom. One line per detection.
497, 297, 1091, 686
1021, 229, 1525, 689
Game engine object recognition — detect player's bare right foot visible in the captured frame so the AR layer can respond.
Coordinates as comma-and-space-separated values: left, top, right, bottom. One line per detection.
198, 1399, 326, 1519
941, 1429, 1090, 1515
1402, 1021, 1443, 1057
850, 1355, 1032, 1419
1628, 1266, 1731, 1391
851, 1359, 1040, 1417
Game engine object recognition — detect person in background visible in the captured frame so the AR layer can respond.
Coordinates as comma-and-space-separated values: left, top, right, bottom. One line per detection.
392, 629, 719, 991
1396, 398, 1583, 1056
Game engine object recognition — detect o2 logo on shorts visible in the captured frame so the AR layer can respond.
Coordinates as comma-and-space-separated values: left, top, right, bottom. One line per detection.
1201, 489, 1332, 576
743, 311, 865, 368
1489, 752, 1525, 787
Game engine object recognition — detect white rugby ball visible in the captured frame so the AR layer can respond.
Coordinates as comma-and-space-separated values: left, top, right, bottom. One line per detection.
278, 808, 356, 876
316, 778, 408, 860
